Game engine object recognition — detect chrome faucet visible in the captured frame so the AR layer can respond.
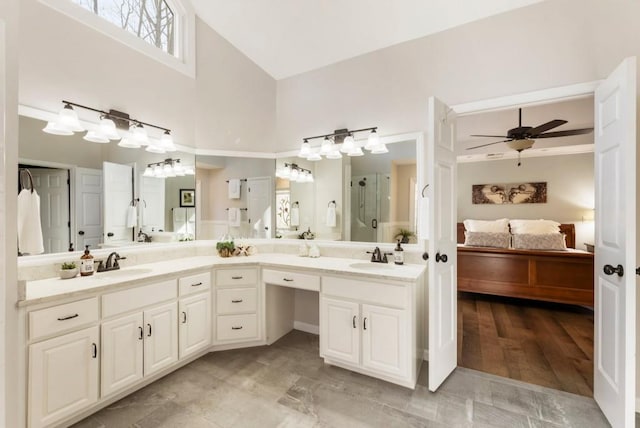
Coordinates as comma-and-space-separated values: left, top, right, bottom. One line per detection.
97, 252, 126, 272
137, 230, 152, 243
367, 247, 393, 263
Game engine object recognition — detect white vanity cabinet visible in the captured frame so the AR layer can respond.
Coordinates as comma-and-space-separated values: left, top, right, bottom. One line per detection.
178, 271, 212, 359
214, 267, 261, 345
320, 275, 420, 388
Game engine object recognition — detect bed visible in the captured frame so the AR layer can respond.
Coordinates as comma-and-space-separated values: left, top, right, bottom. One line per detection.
456, 223, 594, 307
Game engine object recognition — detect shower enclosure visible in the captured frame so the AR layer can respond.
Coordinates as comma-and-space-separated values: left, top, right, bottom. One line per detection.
350, 174, 390, 243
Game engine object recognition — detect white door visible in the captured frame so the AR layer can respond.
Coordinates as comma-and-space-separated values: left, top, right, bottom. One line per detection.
101, 312, 143, 397
593, 57, 636, 428
426, 96, 458, 391
247, 177, 273, 239
140, 175, 165, 231
179, 293, 212, 359
320, 297, 360, 365
30, 168, 69, 253
144, 302, 178, 376
75, 167, 103, 250
103, 162, 133, 243
28, 326, 99, 428
361, 304, 407, 378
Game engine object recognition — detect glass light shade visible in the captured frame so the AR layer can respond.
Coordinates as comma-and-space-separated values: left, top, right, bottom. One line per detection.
83, 130, 110, 143
99, 118, 120, 140
143, 167, 154, 177
307, 173, 314, 183
117, 137, 141, 148
298, 140, 311, 158
163, 163, 176, 177
371, 143, 389, 154
161, 132, 177, 152
365, 129, 380, 150
145, 140, 166, 154
58, 106, 84, 132
289, 168, 300, 181
276, 166, 289, 178
173, 161, 185, 176
152, 164, 164, 177
132, 124, 149, 145
43, 121, 74, 136
306, 152, 322, 161
340, 135, 355, 153
348, 146, 364, 157
320, 137, 332, 154
184, 166, 195, 175
326, 149, 343, 159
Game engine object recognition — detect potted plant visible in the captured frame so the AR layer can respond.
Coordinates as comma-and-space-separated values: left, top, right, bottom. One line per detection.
216, 240, 235, 258
59, 261, 78, 279
395, 228, 415, 244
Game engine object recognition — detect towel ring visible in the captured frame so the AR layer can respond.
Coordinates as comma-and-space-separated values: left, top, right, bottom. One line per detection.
328, 200, 336, 207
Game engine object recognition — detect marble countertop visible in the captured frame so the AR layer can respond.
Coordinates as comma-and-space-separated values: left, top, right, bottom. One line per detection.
21, 254, 426, 307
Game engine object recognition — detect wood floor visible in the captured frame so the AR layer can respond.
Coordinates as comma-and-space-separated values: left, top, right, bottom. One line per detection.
457, 291, 594, 397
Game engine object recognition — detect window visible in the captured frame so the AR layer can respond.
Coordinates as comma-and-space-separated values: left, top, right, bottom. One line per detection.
72, 0, 176, 55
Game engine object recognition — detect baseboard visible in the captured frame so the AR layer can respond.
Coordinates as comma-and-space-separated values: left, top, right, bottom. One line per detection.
294, 321, 319, 335
423, 349, 429, 361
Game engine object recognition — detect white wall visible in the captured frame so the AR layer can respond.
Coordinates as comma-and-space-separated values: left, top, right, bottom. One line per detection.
457, 153, 595, 250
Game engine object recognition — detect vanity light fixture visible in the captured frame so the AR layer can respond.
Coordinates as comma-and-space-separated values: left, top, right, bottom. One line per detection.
43, 100, 177, 153
298, 127, 385, 161
276, 163, 314, 184
143, 158, 195, 179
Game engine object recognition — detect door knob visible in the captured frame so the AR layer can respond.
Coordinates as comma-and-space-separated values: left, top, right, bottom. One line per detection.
78, 230, 85, 235
422, 252, 429, 261
636, 267, 640, 276
107, 232, 114, 237
603, 264, 624, 277
435, 253, 448, 263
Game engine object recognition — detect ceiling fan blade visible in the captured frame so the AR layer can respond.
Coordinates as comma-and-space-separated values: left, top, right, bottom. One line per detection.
466, 139, 513, 150
528, 119, 568, 136
470, 134, 510, 138
535, 128, 594, 139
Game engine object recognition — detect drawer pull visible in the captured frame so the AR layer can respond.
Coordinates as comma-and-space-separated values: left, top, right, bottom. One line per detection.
231, 326, 243, 330
283, 278, 294, 282
57, 313, 79, 321
231, 276, 243, 280
363, 317, 368, 330
91, 343, 97, 359
182, 312, 187, 323
231, 299, 243, 303
191, 282, 203, 287
352, 315, 356, 329
147, 323, 152, 337
138, 326, 144, 340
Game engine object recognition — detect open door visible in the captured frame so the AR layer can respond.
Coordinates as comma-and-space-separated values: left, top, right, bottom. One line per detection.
75, 167, 103, 250
426, 96, 458, 391
103, 162, 133, 244
593, 57, 636, 428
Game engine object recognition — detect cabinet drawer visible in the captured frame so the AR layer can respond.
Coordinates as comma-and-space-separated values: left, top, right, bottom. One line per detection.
179, 271, 211, 296
322, 276, 408, 308
215, 268, 258, 287
102, 279, 177, 318
262, 269, 320, 291
216, 314, 258, 341
29, 297, 99, 341
216, 288, 257, 314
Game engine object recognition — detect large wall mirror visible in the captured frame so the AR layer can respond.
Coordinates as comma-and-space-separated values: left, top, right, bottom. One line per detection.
18, 115, 196, 256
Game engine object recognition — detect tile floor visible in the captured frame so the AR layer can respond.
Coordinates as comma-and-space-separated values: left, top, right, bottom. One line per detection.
73, 330, 614, 428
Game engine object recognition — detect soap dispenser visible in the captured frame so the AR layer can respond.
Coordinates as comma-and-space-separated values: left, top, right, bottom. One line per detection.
80, 245, 95, 276
394, 240, 404, 265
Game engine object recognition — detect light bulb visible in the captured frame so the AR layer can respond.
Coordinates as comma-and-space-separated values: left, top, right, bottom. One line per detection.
99, 118, 120, 140
298, 140, 311, 158
365, 129, 380, 150
83, 130, 110, 143
340, 134, 355, 153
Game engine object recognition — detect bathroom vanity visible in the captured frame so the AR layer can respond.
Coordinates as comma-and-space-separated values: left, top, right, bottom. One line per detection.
18, 250, 425, 428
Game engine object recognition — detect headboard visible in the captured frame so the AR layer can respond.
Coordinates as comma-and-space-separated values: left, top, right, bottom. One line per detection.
456, 222, 576, 249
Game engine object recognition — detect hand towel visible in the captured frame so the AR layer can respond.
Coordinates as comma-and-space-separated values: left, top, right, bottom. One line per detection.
138, 202, 146, 227
290, 206, 300, 227
173, 207, 186, 233
228, 207, 241, 227
126, 204, 137, 228
326, 204, 337, 228
228, 179, 241, 199
17, 188, 44, 254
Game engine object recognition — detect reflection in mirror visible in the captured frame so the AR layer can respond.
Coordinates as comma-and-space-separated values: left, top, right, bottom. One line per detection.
196, 156, 275, 240
276, 139, 417, 243
18, 115, 196, 256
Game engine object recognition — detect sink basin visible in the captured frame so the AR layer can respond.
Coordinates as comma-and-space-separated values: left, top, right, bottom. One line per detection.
349, 262, 396, 270
95, 268, 153, 278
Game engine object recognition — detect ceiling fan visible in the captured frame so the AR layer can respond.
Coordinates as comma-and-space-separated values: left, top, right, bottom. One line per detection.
466, 108, 593, 165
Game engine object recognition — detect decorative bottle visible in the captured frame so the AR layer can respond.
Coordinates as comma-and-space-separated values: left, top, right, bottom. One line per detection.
394, 240, 404, 265
80, 245, 95, 276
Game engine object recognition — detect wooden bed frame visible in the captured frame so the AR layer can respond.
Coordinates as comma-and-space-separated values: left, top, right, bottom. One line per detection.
456, 223, 594, 307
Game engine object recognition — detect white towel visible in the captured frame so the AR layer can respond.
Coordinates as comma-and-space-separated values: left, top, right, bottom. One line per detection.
290, 206, 300, 227
228, 207, 241, 227
326, 204, 337, 227
17, 188, 44, 255
126, 204, 137, 228
228, 179, 241, 199
138, 203, 146, 227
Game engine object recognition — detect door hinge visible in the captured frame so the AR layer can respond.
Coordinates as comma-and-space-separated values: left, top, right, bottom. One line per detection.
67, 221, 71, 227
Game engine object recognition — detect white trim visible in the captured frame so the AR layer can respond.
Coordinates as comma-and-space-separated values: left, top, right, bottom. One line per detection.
451, 81, 601, 116
423, 349, 429, 361
636, 397, 640, 413
457, 143, 594, 163
38, 0, 196, 78
293, 321, 319, 335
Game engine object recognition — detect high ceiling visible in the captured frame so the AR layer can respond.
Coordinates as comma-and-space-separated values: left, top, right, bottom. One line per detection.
191, 0, 545, 80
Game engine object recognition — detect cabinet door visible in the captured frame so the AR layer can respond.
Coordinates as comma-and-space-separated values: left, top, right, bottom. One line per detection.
320, 297, 360, 365
179, 292, 211, 359
29, 326, 99, 428
101, 312, 144, 397
361, 304, 408, 378
144, 302, 178, 376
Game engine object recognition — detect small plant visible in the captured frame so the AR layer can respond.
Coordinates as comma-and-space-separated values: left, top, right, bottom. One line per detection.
216, 240, 235, 257
395, 229, 415, 244
61, 262, 77, 270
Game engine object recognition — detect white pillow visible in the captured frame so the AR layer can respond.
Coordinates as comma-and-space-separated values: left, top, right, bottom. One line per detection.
509, 219, 561, 235
463, 218, 509, 233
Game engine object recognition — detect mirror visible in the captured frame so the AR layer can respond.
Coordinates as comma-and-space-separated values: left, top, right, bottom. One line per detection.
18, 115, 196, 255
275, 139, 418, 243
